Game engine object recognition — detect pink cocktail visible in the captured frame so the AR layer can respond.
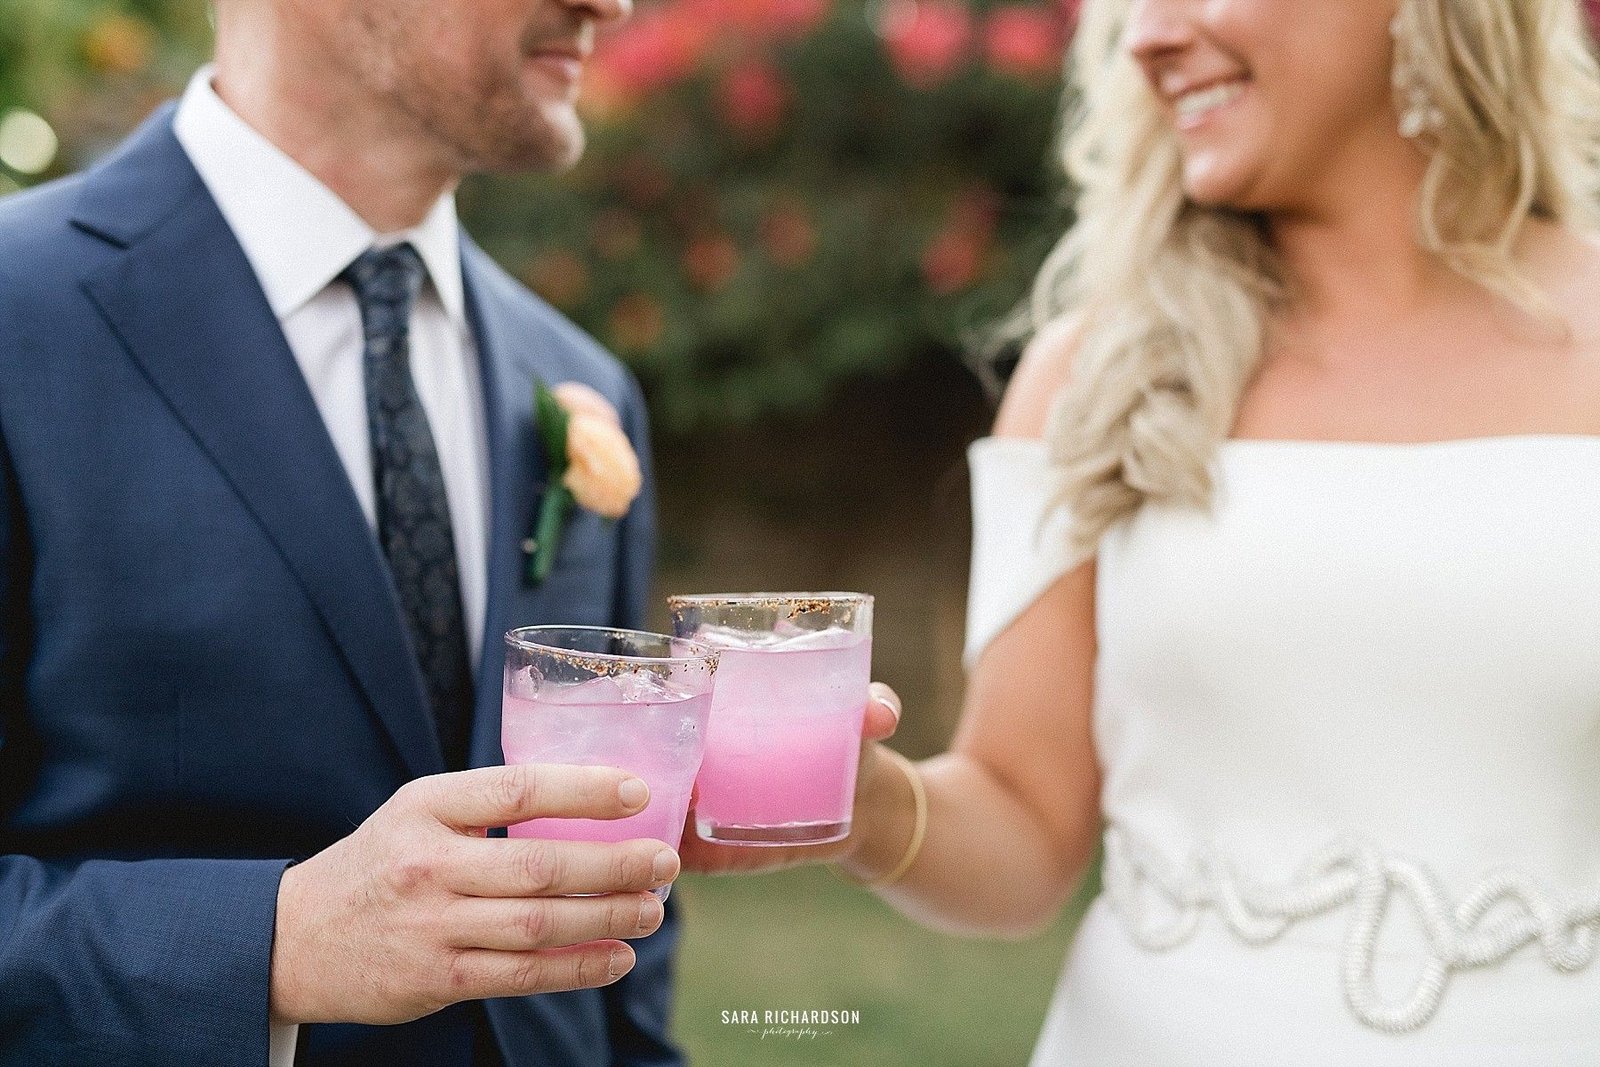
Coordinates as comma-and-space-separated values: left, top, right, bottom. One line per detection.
501, 626, 718, 899
668, 594, 873, 846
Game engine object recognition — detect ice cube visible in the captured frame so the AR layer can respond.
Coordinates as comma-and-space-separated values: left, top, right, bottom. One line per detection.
504, 664, 545, 702
692, 624, 787, 651
546, 676, 627, 706
675, 714, 701, 746
771, 625, 857, 652
614, 670, 689, 704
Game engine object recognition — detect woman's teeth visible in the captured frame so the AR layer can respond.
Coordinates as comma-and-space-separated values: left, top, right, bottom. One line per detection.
1176, 81, 1245, 124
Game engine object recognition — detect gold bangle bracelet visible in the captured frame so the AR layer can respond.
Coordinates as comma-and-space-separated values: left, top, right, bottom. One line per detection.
835, 747, 927, 890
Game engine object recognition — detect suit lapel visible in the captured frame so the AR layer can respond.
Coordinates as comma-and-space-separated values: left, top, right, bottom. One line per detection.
463, 240, 551, 766
72, 110, 446, 778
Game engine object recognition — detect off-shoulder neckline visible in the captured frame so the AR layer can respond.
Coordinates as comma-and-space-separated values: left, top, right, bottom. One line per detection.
1222, 433, 1600, 449
974, 433, 1600, 452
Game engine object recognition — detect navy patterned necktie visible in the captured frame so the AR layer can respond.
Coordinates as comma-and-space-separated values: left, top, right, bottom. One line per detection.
341, 243, 473, 771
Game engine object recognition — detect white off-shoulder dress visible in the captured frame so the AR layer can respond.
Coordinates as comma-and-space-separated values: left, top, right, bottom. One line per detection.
966, 435, 1600, 1066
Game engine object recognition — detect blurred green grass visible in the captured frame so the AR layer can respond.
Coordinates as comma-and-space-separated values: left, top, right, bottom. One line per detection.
670, 863, 1097, 1066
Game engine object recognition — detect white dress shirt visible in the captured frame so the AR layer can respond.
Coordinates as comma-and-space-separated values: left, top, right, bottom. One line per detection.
173, 66, 492, 1066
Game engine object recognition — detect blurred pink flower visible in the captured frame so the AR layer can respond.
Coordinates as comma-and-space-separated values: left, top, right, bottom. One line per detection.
684, 233, 743, 291
921, 185, 998, 293
524, 250, 591, 309
921, 227, 988, 294
718, 60, 791, 138
878, 0, 975, 89
587, 10, 710, 108
609, 293, 668, 352
983, 6, 1066, 83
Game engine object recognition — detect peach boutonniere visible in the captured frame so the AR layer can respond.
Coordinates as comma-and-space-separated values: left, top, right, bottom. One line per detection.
525, 379, 643, 585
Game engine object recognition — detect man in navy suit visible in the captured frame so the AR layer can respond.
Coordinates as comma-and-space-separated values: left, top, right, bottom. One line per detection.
0, 0, 691, 1063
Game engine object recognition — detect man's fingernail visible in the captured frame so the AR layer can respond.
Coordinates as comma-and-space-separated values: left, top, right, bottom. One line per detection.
870, 682, 901, 721
652, 849, 678, 884
609, 947, 629, 978
619, 778, 650, 809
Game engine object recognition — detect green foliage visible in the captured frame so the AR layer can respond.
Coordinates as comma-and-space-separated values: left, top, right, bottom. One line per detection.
1, 0, 1073, 430
467, 2, 1072, 431
0, 1, 211, 192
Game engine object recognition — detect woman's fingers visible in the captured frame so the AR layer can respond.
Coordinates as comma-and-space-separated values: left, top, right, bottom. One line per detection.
864, 682, 902, 742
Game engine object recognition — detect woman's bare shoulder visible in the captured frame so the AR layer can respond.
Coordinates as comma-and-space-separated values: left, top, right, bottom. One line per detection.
993, 315, 1082, 440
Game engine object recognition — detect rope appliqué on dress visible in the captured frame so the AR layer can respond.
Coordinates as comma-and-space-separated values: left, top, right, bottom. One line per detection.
1102, 825, 1600, 1032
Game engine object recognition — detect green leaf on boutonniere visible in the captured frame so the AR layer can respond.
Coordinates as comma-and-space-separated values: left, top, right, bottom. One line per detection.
528, 379, 573, 586
534, 379, 569, 478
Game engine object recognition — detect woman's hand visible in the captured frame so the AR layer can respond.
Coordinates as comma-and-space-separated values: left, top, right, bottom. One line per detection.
676, 683, 903, 876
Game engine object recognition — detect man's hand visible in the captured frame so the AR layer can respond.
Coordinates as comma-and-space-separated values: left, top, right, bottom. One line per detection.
677, 683, 903, 876
269, 764, 680, 1025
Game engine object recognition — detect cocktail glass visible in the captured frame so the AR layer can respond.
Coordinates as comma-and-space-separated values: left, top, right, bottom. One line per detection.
501, 626, 718, 900
666, 593, 873, 846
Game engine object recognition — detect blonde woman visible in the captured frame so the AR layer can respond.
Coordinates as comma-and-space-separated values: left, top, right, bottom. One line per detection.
682, 0, 1600, 1060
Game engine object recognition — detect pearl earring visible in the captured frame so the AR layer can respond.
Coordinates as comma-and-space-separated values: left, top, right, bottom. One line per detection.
1390, 14, 1443, 139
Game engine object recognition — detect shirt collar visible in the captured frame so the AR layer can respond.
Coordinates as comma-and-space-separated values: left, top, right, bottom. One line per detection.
172, 65, 466, 323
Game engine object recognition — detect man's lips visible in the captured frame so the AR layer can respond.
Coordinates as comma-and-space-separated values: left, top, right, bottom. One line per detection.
521, 37, 592, 81
526, 43, 590, 84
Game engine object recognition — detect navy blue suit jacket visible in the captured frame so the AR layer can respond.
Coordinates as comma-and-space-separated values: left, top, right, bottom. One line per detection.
0, 105, 683, 1067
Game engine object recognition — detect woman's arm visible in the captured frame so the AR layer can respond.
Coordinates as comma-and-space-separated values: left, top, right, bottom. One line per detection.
841, 569, 1101, 938
835, 322, 1102, 937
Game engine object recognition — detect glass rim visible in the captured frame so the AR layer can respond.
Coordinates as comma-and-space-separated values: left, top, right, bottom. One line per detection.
664, 592, 874, 609
504, 625, 717, 666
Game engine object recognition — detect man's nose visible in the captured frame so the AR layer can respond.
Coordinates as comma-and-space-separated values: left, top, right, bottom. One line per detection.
569, 0, 632, 26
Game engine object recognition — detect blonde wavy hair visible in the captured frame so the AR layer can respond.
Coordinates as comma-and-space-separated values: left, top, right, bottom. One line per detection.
1033, 0, 1600, 560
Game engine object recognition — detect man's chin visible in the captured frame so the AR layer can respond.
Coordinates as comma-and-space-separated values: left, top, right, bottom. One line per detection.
473, 115, 586, 175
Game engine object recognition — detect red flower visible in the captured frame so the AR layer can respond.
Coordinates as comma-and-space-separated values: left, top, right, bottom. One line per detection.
524, 250, 591, 309
609, 293, 667, 352
718, 60, 790, 138
983, 6, 1066, 83
878, 0, 975, 90
586, 10, 709, 110
921, 185, 999, 293
684, 234, 742, 291
921, 228, 988, 294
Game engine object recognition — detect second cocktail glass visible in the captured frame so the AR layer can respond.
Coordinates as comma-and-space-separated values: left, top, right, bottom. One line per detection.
667, 593, 873, 846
